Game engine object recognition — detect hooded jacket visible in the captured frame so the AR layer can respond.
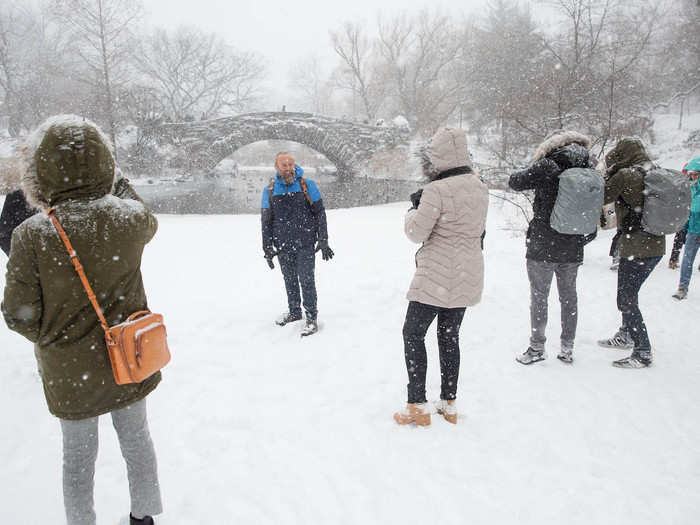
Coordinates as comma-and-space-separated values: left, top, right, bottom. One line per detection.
603, 137, 665, 258
684, 157, 700, 235
508, 131, 596, 263
0, 190, 36, 256
1, 115, 160, 420
405, 128, 488, 308
260, 165, 328, 253
0, 157, 36, 256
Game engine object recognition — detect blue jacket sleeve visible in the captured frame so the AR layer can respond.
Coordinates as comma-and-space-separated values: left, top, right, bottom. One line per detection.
306, 180, 329, 241
261, 187, 273, 253
508, 158, 560, 191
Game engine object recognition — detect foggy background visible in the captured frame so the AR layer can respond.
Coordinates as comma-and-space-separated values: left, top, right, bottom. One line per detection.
1, 0, 698, 212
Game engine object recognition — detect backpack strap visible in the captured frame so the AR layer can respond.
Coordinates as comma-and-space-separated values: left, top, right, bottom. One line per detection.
269, 177, 313, 207
298, 177, 313, 206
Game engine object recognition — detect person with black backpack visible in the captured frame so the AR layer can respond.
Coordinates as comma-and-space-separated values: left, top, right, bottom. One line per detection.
261, 152, 334, 336
508, 130, 599, 365
0, 159, 37, 257
597, 137, 689, 368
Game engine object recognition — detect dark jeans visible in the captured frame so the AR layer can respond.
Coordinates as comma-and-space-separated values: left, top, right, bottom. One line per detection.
617, 256, 661, 357
402, 301, 466, 404
670, 229, 687, 263
278, 247, 317, 320
609, 231, 622, 258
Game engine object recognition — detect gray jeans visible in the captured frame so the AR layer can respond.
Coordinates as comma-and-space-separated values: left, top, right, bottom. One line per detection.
526, 259, 580, 351
60, 398, 162, 525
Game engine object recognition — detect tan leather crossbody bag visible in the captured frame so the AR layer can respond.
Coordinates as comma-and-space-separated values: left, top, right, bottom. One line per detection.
47, 208, 171, 385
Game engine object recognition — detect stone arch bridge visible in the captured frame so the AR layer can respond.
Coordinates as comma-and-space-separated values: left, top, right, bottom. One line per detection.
151, 112, 413, 178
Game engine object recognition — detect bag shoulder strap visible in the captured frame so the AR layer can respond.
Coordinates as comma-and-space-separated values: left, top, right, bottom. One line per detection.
46, 208, 114, 343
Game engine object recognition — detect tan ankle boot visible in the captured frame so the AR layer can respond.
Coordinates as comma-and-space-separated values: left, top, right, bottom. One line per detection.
393, 403, 431, 426
436, 399, 457, 424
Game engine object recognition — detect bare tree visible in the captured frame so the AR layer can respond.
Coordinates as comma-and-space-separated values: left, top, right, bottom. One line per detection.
330, 21, 386, 122
52, 0, 144, 150
287, 54, 336, 115
0, 1, 86, 135
538, 0, 659, 145
466, 0, 546, 164
377, 11, 467, 135
136, 26, 265, 121
0, 2, 34, 135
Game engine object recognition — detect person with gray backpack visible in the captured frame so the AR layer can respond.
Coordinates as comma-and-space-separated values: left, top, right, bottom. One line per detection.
598, 137, 691, 368
508, 130, 600, 365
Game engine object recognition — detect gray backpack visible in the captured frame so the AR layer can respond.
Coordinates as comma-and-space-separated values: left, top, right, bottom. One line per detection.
639, 167, 691, 236
550, 167, 604, 235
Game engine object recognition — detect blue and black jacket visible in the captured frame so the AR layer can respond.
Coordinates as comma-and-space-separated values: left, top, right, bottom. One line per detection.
261, 165, 328, 253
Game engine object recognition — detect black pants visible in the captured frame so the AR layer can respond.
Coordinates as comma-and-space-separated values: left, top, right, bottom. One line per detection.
617, 256, 661, 357
609, 231, 622, 258
278, 247, 317, 320
402, 301, 466, 404
670, 229, 687, 263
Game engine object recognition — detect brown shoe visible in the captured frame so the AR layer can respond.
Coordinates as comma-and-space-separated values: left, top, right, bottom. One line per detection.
669, 259, 679, 269
436, 399, 458, 424
393, 403, 431, 426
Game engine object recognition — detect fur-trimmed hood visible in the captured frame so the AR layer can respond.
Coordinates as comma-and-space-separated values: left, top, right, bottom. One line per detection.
0, 156, 22, 194
419, 127, 473, 180
532, 130, 591, 163
20, 115, 115, 210
604, 137, 651, 177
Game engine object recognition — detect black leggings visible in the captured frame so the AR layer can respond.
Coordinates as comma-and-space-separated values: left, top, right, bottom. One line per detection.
402, 301, 466, 404
617, 256, 661, 353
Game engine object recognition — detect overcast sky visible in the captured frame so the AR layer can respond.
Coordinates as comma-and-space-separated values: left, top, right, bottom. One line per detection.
140, 0, 493, 108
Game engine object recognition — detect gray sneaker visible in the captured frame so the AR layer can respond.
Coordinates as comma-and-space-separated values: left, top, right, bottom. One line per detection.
612, 355, 651, 368
516, 347, 546, 365
275, 311, 303, 326
672, 288, 688, 300
557, 347, 573, 364
597, 329, 633, 349
300, 319, 318, 337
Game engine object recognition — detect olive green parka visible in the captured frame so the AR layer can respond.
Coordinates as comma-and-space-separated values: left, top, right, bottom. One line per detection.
603, 137, 665, 259
2, 115, 160, 420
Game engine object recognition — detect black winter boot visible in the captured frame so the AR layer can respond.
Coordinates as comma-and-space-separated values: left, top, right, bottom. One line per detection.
130, 514, 154, 525
275, 311, 303, 326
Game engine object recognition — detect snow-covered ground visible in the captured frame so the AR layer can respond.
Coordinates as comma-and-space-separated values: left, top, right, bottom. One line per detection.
1, 196, 699, 525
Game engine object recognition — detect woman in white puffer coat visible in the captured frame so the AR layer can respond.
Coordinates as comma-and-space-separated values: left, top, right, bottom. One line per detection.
394, 128, 488, 426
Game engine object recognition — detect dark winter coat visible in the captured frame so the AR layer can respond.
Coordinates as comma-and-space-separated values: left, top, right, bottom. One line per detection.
261, 165, 328, 254
1, 115, 160, 420
0, 190, 36, 256
508, 132, 596, 263
603, 137, 665, 259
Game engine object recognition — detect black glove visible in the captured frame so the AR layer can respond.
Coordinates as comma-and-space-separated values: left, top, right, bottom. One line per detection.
316, 239, 334, 261
264, 249, 275, 270
410, 189, 423, 209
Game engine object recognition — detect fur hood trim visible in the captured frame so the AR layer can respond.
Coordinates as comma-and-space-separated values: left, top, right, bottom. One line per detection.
20, 114, 115, 210
0, 156, 22, 194
532, 130, 591, 163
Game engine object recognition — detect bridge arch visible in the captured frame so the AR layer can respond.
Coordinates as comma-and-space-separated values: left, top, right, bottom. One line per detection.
152, 112, 411, 178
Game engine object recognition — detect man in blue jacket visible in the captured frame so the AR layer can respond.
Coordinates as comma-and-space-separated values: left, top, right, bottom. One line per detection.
261, 152, 334, 336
